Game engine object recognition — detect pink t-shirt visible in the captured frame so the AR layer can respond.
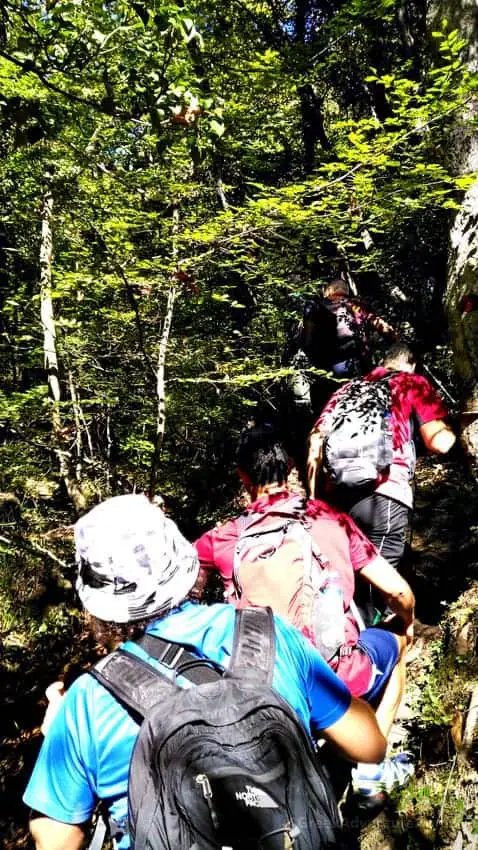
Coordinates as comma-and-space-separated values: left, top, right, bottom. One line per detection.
317, 368, 448, 508
194, 492, 378, 642
195, 492, 385, 695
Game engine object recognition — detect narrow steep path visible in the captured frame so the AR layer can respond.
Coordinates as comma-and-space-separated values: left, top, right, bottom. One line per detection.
359, 454, 478, 850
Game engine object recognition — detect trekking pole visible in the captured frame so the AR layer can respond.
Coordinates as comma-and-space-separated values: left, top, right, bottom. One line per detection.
421, 363, 457, 407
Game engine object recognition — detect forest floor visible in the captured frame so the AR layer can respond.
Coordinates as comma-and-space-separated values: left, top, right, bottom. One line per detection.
354, 454, 478, 850
1, 453, 478, 849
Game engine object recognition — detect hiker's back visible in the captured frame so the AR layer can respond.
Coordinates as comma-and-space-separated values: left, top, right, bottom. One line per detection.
302, 296, 339, 370
281, 296, 336, 481
321, 375, 396, 490
323, 296, 370, 378
325, 298, 358, 356
233, 495, 348, 660
92, 607, 343, 850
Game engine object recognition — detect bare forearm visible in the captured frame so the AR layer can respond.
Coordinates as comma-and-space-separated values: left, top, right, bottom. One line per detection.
307, 431, 324, 496
371, 316, 395, 337
360, 556, 415, 627
428, 427, 455, 454
419, 420, 456, 454
30, 817, 86, 850
323, 697, 387, 763
384, 583, 415, 618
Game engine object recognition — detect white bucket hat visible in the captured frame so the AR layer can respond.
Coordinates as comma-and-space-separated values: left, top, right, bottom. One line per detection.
75, 494, 199, 622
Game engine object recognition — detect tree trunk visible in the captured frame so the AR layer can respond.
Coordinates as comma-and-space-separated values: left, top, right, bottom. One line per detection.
148, 206, 179, 498
40, 175, 86, 512
299, 84, 332, 172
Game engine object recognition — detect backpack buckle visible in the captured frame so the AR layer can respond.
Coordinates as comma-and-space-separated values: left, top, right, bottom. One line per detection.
158, 642, 185, 669
339, 645, 354, 658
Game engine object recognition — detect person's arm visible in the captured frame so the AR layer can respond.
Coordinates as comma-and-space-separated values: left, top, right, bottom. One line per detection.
353, 301, 395, 339
41, 682, 66, 736
188, 566, 211, 602
306, 624, 386, 762
307, 393, 341, 497
322, 696, 387, 763
193, 530, 223, 595
24, 679, 100, 847
307, 429, 325, 497
369, 314, 396, 338
194, 520, 239, 600
419, 419, 456, 454
359, 554, 415, 640
29, 817, 86, 850
193, 529, 216, 571
410, 376, 455, 455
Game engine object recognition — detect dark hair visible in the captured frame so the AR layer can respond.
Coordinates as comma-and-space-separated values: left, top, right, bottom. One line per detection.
383, 341, 416, 367
236, 425, 289, 487
87, 613, 156, 653
85, 578, 206, 653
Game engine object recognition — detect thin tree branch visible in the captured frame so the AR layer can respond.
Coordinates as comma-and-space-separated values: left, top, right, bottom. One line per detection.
115, 263, 156, 380
0, 48, 125, 116
89, 227, 156, 380
307, 95, 474, 200
0, 532, 70, 572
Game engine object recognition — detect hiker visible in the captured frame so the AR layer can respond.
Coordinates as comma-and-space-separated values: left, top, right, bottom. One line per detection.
318, 278, 396, 379
282, 278, 395, 479
307, 342, 456, 579
194, 424, 416, 803
24, 494, 386, 850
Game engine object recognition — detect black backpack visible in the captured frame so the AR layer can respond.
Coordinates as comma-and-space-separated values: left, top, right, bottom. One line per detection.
322, 298, 362, 365
90, 607, 343, 850
301, 297, 339, 370
283, 297, 338, 370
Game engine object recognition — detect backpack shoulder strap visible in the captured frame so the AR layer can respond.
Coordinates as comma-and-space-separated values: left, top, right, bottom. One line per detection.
233, 495, 308, 595
90, 647, 177, 721
301, 507, 330, 572
90, 632, 226, 719
239, 494, 306, 532
236, 510, 251, 536
135, 633, 224, 685
235, 504, 278, 538
349, 598, 366, 633
228, 607, 275, 686
87, 813, 107, 850
369, 369, 400, 386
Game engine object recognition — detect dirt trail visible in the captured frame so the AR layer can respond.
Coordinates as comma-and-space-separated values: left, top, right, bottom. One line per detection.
358, 454, 478, 850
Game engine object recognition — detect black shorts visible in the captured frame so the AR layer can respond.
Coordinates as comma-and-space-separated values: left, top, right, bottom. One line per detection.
349, 493, 410, 568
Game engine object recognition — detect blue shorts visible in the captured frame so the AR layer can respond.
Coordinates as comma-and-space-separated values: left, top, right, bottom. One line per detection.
358, 628, 399, 702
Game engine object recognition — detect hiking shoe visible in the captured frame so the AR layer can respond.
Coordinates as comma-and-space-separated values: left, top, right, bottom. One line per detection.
351, 752, 415, 803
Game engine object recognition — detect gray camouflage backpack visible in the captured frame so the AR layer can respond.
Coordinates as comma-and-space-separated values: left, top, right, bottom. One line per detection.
323, 374, 397, 489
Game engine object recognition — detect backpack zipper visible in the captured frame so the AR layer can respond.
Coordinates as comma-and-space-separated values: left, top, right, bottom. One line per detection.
195, 773, 220, 830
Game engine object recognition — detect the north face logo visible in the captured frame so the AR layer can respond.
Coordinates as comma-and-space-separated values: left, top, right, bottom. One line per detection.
235, 784, 279, 808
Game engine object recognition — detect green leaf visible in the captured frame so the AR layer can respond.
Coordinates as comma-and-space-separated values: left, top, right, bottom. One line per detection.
210, 120, 225, 138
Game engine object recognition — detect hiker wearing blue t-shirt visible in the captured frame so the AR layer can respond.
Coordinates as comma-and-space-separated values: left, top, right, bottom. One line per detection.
24, 494, 385, 850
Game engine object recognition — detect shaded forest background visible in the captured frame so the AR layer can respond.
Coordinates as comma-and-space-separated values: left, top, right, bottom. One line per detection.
0, 0, 478, 847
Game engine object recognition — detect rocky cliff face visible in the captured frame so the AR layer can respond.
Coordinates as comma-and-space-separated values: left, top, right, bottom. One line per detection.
442, 0, 478, 462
